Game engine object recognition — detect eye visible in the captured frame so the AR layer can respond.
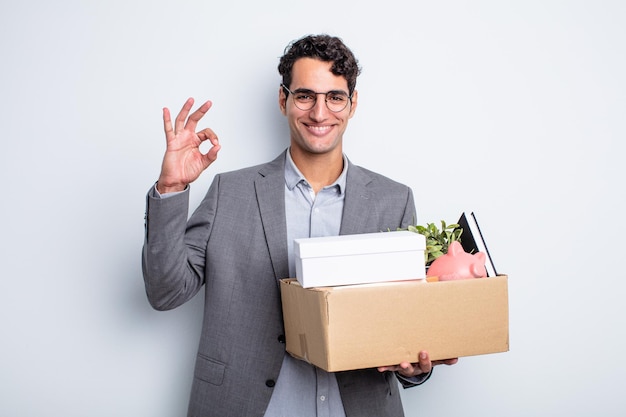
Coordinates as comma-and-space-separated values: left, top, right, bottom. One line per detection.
295, 92, 315, 102
328, 94, 347, 102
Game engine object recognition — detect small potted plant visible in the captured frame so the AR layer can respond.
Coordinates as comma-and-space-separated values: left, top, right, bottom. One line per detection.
400, 220, 463, 266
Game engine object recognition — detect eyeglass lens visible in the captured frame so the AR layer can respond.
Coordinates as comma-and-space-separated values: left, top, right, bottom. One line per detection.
283, 85, 350, 112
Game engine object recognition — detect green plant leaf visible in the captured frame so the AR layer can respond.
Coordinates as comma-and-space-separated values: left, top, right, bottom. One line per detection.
403, 219, 464, 265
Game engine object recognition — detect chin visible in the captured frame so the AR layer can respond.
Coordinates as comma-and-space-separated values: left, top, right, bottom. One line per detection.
305, 137, 341, 153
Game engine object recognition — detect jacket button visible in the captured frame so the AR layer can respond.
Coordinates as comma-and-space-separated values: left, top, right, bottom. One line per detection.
266, 379, 276, 388
277, 335, 286, 343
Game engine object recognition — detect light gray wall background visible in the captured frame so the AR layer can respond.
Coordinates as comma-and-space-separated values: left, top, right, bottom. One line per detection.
1, 1, 624, 416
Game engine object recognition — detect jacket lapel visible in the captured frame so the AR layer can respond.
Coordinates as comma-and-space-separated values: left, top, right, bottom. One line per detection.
255, 152, 290, 281
340, 161, 374, 235
255, 154, 377, 278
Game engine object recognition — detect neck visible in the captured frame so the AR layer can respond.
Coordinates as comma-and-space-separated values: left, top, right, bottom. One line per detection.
290, 148, 344, 194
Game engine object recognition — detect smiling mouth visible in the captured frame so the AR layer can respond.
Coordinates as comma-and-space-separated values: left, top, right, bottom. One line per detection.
305, 124, 333, 135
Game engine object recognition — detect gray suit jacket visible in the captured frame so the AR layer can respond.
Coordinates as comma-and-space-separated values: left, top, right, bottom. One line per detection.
142, 151, 418, 417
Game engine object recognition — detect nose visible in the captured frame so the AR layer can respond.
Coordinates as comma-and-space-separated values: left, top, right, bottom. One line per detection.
309, 94, 329, 120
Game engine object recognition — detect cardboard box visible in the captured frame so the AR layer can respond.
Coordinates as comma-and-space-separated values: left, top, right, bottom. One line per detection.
294, 231, 426, 288
280, 275, 509, 372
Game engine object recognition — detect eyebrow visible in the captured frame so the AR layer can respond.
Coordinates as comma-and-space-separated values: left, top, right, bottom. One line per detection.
293, 87, 349, 95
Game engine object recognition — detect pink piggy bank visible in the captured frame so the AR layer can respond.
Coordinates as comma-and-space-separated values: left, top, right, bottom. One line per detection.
426, 241, 487, 281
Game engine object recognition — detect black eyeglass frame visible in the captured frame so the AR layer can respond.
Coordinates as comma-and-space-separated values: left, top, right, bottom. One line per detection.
281, 84, 353, 113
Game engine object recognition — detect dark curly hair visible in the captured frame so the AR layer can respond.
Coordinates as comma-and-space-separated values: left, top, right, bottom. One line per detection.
278, 34, 361, 96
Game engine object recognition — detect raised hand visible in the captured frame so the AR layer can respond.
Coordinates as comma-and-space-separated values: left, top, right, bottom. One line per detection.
156, 98, 221, 194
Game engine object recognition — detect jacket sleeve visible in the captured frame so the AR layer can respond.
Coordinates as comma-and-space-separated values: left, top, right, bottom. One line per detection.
395, 369, 433, 389
141, 177, 219, 311
400, 186, 417, 228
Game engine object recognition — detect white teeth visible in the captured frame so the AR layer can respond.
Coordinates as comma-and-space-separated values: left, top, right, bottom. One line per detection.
308, 125, 331, 133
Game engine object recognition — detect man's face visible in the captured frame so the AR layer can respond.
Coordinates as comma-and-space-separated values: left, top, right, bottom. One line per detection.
279, 57, 358, 158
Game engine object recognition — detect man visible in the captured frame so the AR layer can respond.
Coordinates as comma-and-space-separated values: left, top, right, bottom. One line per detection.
142, 34, 457, 417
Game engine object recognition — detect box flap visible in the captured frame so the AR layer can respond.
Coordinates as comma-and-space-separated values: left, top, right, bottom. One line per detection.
295, 230, 425, 258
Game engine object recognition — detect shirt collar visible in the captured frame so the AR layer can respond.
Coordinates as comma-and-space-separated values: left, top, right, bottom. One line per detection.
284, 148, 348, 195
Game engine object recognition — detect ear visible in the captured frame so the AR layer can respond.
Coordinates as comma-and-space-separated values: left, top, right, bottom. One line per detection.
348, 89, 358, 118
278, 86, 287, 115
471, 252, 487, 278
448, 240, 462, 255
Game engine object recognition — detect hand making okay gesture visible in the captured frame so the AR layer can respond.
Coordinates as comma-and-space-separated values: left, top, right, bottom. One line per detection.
156, 98, 221, 194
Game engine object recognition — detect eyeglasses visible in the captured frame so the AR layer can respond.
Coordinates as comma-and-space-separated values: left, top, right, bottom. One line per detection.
281, 84, 352, 113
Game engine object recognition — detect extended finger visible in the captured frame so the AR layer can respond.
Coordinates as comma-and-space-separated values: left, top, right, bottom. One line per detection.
174, 97, 195, 134
184, 100, 212, 133
377, 365, 400, 373
377, 362, 414, 375
163, 107, 174, 139
416, 352, 432, 374
398, 362, 416, 376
